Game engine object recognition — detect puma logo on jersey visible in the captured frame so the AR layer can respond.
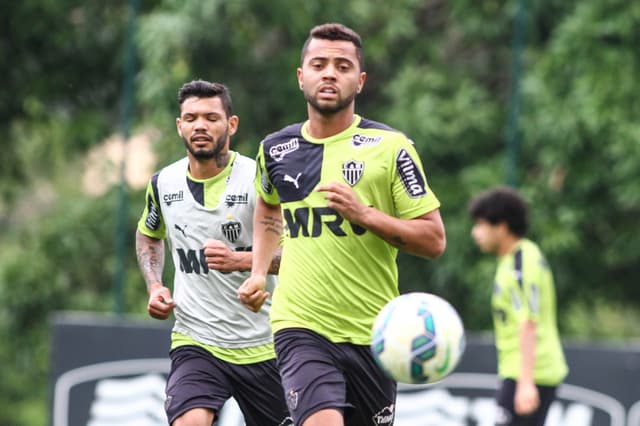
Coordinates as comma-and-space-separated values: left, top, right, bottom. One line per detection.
284, 173, 302, 189
174, 224, 188, 238
269, 138, 299, 161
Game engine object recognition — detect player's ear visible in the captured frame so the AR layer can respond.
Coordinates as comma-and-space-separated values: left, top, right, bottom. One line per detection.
357, 71, 367, 94
297, 68, 303, 90
176, 118, 183, 138
228, 115, 239, 136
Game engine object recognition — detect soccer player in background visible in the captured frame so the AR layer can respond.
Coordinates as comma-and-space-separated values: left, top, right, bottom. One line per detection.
468, 186, 568, 426
135, 80, 292, 426
238, 23, 446, 426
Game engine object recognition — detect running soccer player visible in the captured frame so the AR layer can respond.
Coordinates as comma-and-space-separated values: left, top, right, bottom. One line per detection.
468, 186, 568, 426
135, 80, 292, 426
238, 23, 446, 426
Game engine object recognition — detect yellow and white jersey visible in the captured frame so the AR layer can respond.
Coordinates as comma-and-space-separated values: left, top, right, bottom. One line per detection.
138, 152, 277, 364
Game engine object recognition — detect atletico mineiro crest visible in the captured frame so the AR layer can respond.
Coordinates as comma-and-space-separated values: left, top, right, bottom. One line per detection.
221, 221, 241, 243
342, 159, 364, 186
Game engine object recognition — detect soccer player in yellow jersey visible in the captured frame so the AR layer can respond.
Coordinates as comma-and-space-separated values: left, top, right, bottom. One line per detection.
468, 186, 568, 426
238, 23, 446, 426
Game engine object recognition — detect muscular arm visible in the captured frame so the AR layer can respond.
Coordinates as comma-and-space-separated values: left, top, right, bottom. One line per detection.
205, 242, 283, 274
135, 229, 165, 291
357, 208, 445, 259
317, 182, 446, 259
237, 197, 283, 312
251, 197, 283, 276
136, 229, 176, 319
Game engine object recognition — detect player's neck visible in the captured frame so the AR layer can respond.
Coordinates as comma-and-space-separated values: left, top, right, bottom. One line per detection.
497, 234, 521, 257
188, 152, 231, 180
306, 105, 355, 139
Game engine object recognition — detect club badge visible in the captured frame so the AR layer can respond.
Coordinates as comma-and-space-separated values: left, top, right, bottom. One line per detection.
342, 159, 364, 186
221, 221, 241, 243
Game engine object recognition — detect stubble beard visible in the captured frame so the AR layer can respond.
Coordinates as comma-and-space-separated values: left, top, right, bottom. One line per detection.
183, 130, 228, 160
305, 90, 356, 116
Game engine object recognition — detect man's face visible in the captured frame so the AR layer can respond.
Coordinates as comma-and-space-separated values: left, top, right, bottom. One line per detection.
176, 96, 236, 159
471, 218, 504, 254
297, 38, 366, 115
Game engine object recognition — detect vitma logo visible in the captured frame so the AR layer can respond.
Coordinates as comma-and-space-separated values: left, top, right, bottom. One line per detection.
395, 149, 426, 198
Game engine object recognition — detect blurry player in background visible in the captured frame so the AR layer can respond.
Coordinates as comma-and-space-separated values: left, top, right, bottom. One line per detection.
238, 23, 446, 426
468, 186, 568, 426
135, 80, 291, 426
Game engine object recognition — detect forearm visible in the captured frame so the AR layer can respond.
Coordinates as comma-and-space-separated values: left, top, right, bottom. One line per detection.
358, 208, 446, 259
229, 248, 281, 274
252, 198, 283, 276
519, 319, 537, 383
135, 230, 165, 292
267, 247, 282, 274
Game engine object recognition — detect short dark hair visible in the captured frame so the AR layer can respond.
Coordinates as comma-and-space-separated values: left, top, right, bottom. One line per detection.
301, 23, 364, 70
177, 80, 233, 118
467, 186, 529, 237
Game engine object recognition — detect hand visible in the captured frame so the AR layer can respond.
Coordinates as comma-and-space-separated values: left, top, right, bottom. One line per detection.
316, 182, 368, 224
514, 380, 540, 415
237, 275, 270, 313
147, 283, 177, 320
204, 239, 237, 272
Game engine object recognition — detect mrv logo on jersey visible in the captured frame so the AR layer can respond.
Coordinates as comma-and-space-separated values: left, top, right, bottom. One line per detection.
283, 207, 366, 238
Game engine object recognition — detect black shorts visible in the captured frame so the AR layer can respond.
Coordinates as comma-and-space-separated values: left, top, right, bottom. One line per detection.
495, 378, 558, 426
274, 328, 397, 426
165, 345, 292, 425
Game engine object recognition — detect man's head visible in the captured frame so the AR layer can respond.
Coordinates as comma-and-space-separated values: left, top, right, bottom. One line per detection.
301, 23, 364, 70
298, 23, 367, 116
468, 186, 529, 255
176, 80, 238, 160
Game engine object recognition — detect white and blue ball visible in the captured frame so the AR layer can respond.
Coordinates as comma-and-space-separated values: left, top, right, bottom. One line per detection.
371, 292, 465, 384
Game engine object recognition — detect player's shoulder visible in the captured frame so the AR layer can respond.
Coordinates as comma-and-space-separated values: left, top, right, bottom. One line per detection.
156, 157, 189, 177
231, 150, 256, 167
356, 116, 412, 145
261, 122, 305, 146
519, 238, 544, 257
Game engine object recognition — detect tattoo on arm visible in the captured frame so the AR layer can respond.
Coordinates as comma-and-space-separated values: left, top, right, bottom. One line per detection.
260, 214, 283, 236
136, 236, 165, 291
268, 252, 282, 274
387, 235, 406, 248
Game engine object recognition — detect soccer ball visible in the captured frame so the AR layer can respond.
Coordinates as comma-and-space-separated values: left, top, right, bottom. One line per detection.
370, 292, 465, 384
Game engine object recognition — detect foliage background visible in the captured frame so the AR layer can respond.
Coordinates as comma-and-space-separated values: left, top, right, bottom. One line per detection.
1, 0, 639, 424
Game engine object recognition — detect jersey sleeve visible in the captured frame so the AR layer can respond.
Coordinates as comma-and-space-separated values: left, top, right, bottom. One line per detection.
509, 247, 544, 324
521, 251, 548, 323
390, 137, 441, 219
137, 173, 166, 239
254, 142, 281, 205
